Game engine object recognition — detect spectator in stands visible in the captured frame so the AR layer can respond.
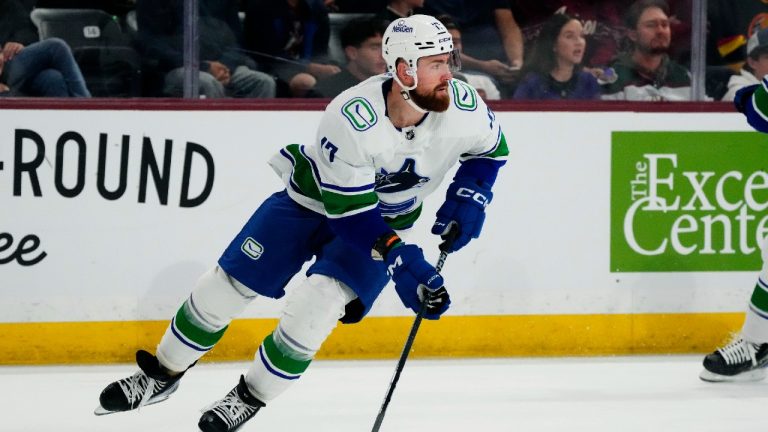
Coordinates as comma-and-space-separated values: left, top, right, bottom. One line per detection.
601, 0, 691, 101
513, 13, 599, 100
423, 0, 522, 90
377, 0, 424, 23
722, 27, 768, 102
510, 1, 628, 82
438, 15, 501, 100
311, 17, 387, 99
136, 0, 276, 98
0, 0, 90, 97
244, 0, 340, 97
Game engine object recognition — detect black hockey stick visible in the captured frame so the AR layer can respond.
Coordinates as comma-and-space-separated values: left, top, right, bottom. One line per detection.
371, 229, 457, 432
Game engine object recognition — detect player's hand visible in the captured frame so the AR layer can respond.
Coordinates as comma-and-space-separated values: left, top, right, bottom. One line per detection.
734, 84, 759, 114
385, 243, 450, 320
432, 178, 493, 253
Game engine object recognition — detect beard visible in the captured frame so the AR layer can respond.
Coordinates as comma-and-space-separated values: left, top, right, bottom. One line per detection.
639, 39, 670, 55
408, 83, 450, 112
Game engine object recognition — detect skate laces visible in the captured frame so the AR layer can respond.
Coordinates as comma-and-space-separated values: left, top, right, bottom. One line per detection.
210, 390, 259, 428
718, 338, 758, 366
117, 371, 167, 408
117, 371, 152, 406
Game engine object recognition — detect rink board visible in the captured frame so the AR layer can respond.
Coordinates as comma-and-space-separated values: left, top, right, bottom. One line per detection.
1, 106, 765, 364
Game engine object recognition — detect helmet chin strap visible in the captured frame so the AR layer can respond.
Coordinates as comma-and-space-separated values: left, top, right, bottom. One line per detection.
394, 70, 428, 114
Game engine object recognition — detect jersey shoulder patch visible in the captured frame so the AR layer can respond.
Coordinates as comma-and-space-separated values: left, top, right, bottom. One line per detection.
340, 96, 379, 131
450, 79, 478, 111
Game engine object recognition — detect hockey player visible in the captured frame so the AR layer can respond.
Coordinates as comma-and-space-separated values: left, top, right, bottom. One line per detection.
95, 14, 508, 431
699, 81, 768, 382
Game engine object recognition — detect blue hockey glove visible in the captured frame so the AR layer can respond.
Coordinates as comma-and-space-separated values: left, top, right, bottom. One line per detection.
431, 178, 493, 252
734, 84, 759, 114
385, 243, 450, 320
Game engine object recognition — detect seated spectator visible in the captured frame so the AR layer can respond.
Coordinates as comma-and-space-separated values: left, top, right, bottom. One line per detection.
311, 17, 387, 99
513, 13, 600, 100
244, 0, 341, 97
377, 0, 424, 24
438, 15, 502, 100
423, 0, 522, 90
722, 28, 768, 102
1, 0, 90, 97
136, 0, 276, 98
511, 1, 628, 71
602, 0, 691, 101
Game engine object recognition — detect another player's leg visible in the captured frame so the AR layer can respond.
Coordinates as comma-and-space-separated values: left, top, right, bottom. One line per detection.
198, 274, 356, 432
95, 266, 257, 414
701, 238, 768, 382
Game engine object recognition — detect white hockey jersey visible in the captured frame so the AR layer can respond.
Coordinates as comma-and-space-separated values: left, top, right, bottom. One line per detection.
269, 74, 508, 229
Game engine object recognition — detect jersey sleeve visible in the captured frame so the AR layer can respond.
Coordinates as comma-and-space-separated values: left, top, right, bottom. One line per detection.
743, 79, 768, 133
452, 80, 510, 165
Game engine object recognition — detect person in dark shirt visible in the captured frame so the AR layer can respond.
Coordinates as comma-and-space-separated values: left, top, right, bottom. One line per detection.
136, 0, 276, 98
312, 17, 387, 98
514, 13, 600, 100
243, 0, 340, 97
601, 0, 691, 101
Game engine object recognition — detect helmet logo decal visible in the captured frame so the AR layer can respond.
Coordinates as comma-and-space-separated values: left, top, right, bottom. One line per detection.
392, 20, 414, 33
341, 97, 378, 131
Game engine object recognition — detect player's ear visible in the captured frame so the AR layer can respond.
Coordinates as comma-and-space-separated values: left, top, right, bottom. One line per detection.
396, 59, 415, 87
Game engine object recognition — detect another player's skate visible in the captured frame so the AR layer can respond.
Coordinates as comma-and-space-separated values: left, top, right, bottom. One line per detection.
94, 350, 187, 415
700, 337, 768, 382
198, 375, 265, 432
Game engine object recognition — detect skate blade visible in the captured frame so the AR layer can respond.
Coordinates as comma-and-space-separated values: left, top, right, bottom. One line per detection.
699, 367, 767, 383
94, 405, 117, 416
93, 392, 174, 416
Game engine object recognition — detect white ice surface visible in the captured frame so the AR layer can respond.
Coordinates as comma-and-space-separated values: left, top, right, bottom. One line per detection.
2, 356, 766, 431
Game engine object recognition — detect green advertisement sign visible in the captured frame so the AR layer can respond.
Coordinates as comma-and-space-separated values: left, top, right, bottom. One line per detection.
611, 131, 768, 272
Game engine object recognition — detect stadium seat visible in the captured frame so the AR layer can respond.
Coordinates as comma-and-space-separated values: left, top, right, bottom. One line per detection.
30, 8, 141, 97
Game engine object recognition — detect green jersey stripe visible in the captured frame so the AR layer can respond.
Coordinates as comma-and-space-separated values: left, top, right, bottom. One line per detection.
384, 204, 422, 229
284, 144, 322, 201
461, 131, 510, 161
262, 333, 312, 375
323, 189, 379, 216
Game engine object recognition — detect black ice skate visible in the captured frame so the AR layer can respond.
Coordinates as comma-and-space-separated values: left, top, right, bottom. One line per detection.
198, 375, 265, 432
94, 350, 186, 415
700, 337, 768, 382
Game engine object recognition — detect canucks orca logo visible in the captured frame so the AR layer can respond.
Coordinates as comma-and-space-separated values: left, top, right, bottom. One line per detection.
375, 158, 429, 193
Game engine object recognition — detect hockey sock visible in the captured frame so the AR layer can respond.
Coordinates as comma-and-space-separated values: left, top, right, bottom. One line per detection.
243, 331, 312, 402
244, 274, 356, 402
156, 266, 257, 372
743, 276, 768, 343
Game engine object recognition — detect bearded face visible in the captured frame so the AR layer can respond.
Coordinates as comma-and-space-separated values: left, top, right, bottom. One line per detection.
408, 79, 450, 112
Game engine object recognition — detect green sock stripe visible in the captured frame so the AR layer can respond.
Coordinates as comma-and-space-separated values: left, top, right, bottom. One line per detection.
262, 333, 312, 375
750, 282, 768, 313
173, 304, 228, 349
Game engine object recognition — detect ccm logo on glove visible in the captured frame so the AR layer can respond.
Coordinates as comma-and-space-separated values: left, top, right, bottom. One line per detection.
456, 187, 490, 207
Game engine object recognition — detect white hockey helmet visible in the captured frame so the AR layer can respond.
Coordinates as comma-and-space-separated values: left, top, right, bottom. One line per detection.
382, 14, 459, 91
